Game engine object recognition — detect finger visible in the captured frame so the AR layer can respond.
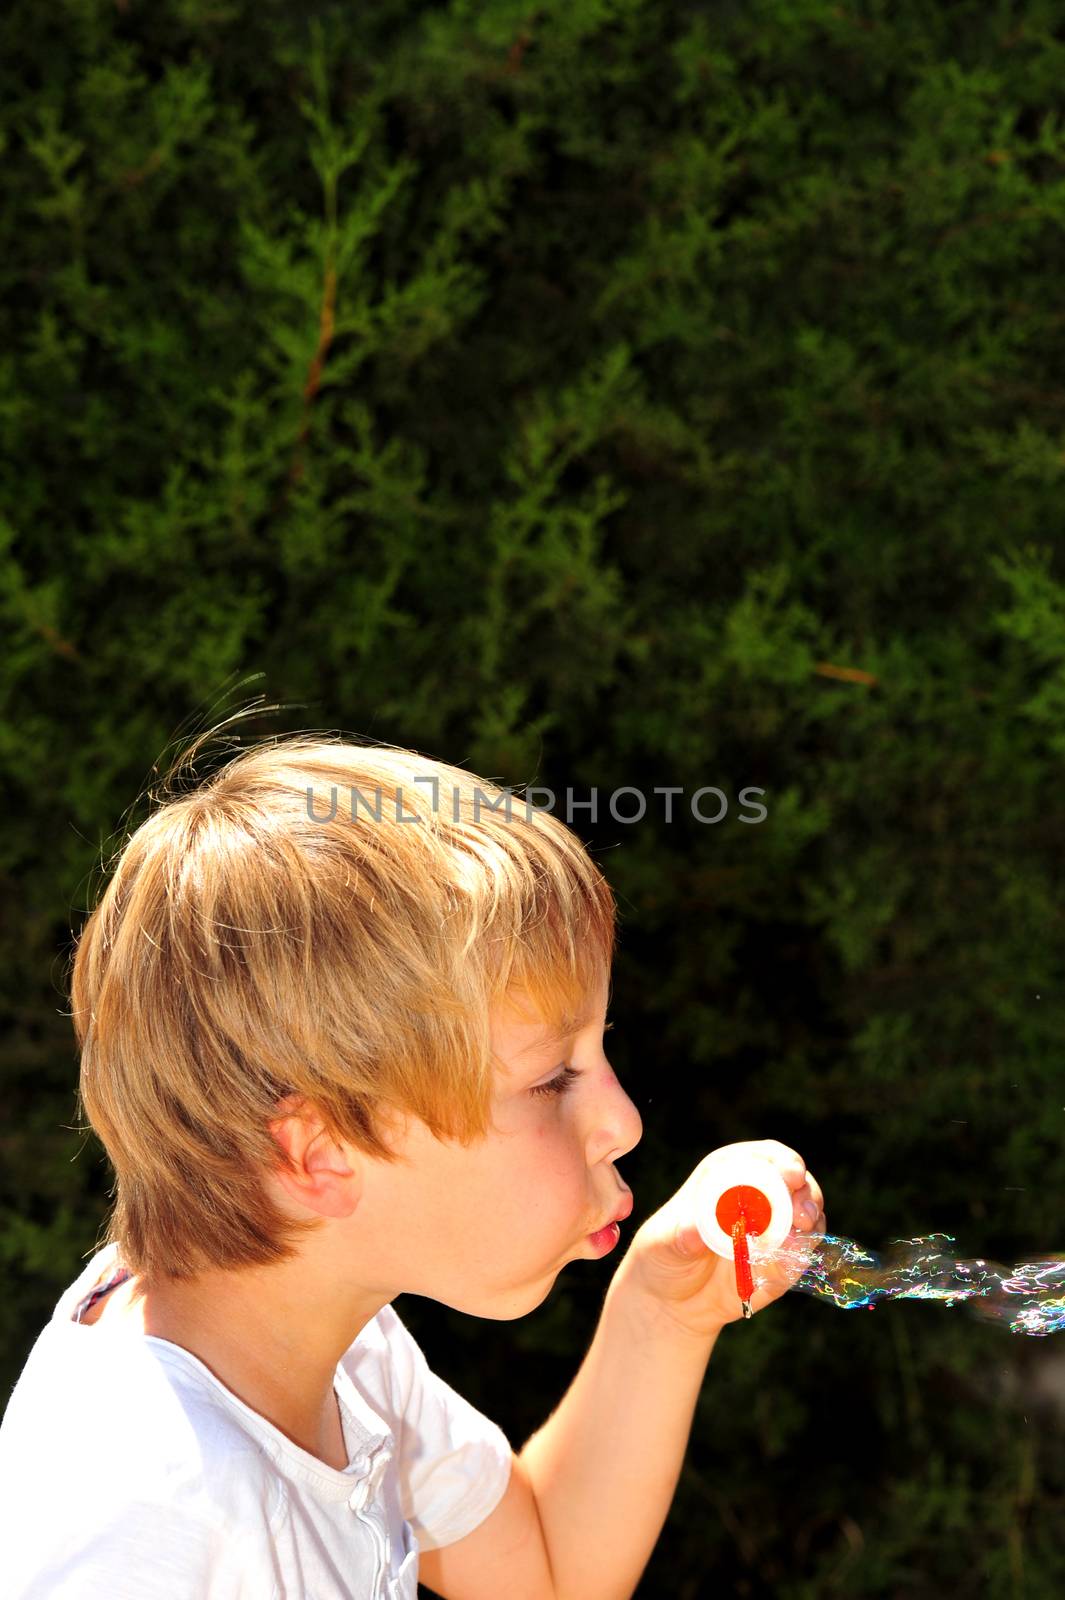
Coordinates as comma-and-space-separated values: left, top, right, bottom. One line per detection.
766, 1219, 824, 1292
791, 1188, 820, 1230
791, 1212, 827, 1250
753, 1141, 807, 1187
790, 1173, 824, 1226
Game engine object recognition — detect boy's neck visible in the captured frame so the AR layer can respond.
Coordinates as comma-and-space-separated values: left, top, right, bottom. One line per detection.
113, 1262, 390, 1470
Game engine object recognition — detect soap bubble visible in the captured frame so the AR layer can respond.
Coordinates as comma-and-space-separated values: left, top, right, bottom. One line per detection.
750, 1233, 1065, 1336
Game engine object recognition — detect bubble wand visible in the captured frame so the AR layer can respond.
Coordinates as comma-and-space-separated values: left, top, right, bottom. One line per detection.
691, 1153, 1065, 1335
692, 1152, 795, 1319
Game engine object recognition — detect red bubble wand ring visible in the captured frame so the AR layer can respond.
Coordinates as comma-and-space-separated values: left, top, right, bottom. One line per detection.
693, 1155, 795, 1321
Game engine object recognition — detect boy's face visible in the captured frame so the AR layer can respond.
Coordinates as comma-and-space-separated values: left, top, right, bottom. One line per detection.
356, 977, 643, 1319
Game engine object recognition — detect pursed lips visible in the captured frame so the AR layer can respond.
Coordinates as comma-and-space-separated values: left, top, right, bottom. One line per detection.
593, 1188, 634, 1233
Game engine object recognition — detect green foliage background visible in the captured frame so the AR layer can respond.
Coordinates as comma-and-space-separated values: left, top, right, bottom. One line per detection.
3, 0, 1065, 1594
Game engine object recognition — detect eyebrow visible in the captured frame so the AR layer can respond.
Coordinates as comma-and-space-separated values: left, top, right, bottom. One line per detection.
499, 1008, 612, 1089
531, 1008, 612, 1051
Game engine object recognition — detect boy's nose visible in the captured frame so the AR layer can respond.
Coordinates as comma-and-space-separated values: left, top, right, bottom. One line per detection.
596, 1078, 643, 1164
619, 1089, 643, 1156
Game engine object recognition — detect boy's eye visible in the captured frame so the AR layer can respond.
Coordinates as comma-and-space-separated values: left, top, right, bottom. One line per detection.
531, 1064, 582, 1099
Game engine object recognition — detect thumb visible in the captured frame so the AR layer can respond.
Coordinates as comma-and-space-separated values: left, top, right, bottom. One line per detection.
672, 1221, 709, 1258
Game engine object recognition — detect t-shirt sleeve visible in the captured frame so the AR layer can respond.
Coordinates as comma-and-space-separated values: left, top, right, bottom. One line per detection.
377, 1305, 514, 1552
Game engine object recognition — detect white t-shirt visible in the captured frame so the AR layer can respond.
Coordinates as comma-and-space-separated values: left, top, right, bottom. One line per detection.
0, 1242, 513, 1599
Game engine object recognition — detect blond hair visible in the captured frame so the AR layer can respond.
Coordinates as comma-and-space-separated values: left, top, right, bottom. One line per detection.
70, 734, 616, 1282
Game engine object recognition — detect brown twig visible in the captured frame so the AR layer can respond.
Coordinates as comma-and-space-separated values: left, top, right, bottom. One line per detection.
288, 259, 337, 487
31, 620, 82, 662
813, 661, 879, 686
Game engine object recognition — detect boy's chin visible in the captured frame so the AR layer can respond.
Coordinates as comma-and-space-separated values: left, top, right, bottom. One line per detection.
437, 1271, 560, 1321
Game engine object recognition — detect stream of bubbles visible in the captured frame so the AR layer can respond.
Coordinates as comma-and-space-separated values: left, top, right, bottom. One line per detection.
751, 1232, 1065, 1335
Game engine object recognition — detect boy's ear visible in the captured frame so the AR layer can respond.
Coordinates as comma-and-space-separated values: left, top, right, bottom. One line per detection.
267, 1094, 361, 1220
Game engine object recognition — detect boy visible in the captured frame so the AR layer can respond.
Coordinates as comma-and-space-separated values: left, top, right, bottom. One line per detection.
0, 733, 824, 1599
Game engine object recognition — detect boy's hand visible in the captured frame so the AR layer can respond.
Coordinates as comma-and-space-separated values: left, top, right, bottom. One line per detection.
618, 1141, 826, 1340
